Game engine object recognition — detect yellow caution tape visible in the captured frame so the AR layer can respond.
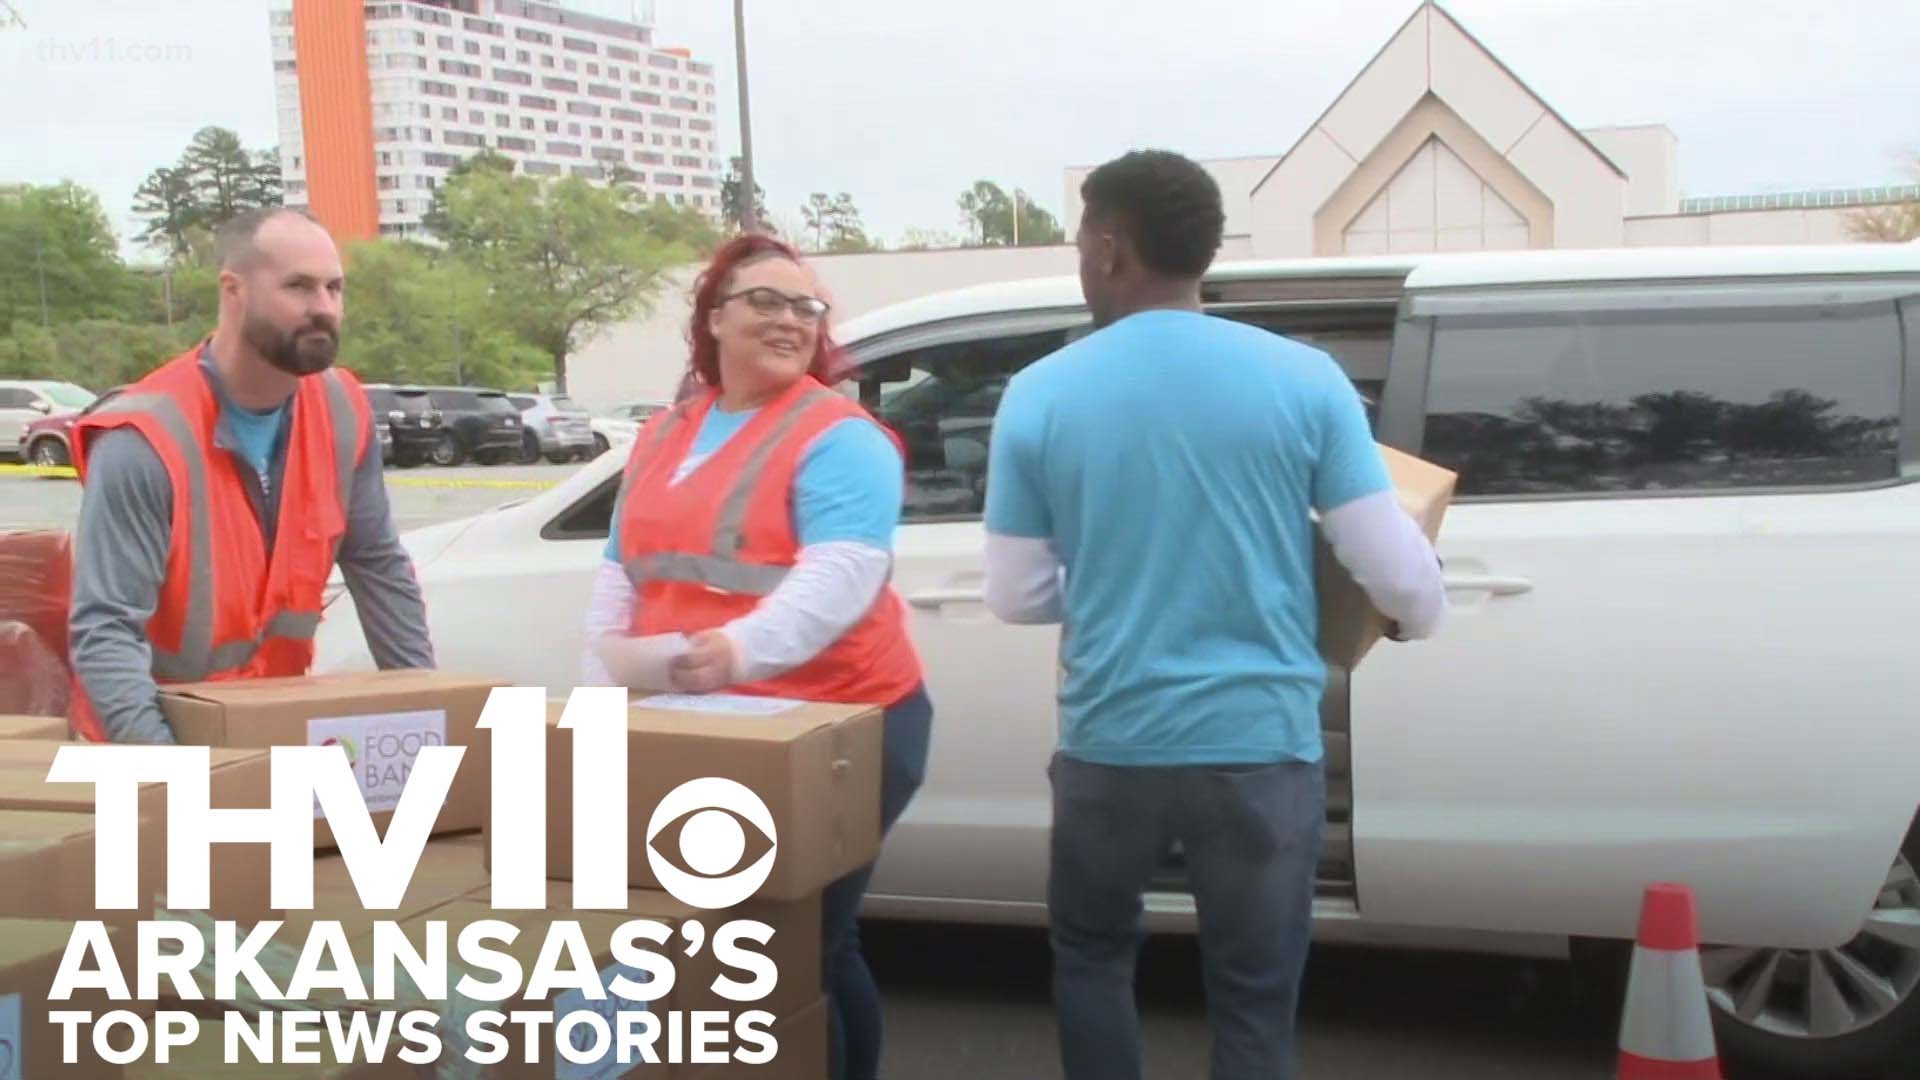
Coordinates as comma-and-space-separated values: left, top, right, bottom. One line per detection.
1, 463, 558, 490
385, 476, 559, 490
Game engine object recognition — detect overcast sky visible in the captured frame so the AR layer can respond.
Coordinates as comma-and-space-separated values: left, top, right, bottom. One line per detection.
2, 0, 1914, 261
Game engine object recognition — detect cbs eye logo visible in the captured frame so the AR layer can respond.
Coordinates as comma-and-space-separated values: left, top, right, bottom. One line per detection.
646, 777, 778, 909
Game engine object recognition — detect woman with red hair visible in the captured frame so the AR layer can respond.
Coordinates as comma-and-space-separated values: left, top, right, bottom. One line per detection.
581, 233, 932, 1080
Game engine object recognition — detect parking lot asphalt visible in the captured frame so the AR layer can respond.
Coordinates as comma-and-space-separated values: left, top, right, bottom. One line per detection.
0, 460, 571, 535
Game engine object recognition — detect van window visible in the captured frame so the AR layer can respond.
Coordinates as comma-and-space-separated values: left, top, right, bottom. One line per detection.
1216, 307, 1395, 425
865, 327, 1071, 522
429, 389, 478, 411
1421, 299, 1904, 497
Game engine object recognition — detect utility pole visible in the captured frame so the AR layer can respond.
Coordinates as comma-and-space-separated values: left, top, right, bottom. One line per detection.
35, 240, 50, 328
732, 0, 757, 233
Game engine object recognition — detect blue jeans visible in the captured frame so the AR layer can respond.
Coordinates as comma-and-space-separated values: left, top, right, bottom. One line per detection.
821, 685, 933, 1080
1047, 752, 1326, 1080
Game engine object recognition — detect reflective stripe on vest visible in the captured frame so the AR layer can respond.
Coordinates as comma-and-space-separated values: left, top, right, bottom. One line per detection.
620, 387, 836, 595
93, 372, 357, 682
319, 369, 360, 562
90, 390, 216, 681
615, 402, 689, 515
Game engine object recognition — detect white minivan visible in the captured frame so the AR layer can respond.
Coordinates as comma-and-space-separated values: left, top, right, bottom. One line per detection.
316, 243, 1920, 1076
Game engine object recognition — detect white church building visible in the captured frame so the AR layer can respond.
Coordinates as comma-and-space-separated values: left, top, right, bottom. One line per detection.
566, 1, 1919, 408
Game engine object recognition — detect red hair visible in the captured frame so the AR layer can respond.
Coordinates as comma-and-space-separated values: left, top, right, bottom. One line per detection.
684, 233, 850, 394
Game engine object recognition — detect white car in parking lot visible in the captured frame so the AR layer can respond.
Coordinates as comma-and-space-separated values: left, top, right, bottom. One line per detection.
317, 243, 1920, 1077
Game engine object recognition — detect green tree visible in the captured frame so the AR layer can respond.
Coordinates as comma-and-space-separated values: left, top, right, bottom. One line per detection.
957, 180, 1012, 245
421, 149, 518, 244
433, 168, 706, 391
720, 157, 771, 233
957, 180, 1064, 246
800, 193, 835, 251
131, 126, 281, 256
131, 167, 199, 260
0, 319, 199, 387
897, 226, 961, 250
0, 182, 134, 333
336, 238, 547, 388
799, 192, 879, 253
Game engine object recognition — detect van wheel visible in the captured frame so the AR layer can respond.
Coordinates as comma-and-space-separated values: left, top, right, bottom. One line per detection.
591, 433, 610, 458
1703, 824, 1920, 1077
1574, 824, 1920, 1077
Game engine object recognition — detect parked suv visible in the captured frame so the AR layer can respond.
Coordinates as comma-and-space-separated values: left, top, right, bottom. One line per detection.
418, 386, 522, 466
316, 245, 1920, 1077
362, 384, 446, 467
508, 392, 596, 464
2, 380, 96, 460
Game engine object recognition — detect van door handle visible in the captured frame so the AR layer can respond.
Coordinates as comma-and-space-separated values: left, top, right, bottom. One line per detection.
1444, 574, 1534, 597
907, 588, 985, 610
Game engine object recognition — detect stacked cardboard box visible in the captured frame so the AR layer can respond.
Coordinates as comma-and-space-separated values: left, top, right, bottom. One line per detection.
469, 693, 882, 1078
0, 916, 151, 1079
0, 715, 68, 741
156, 670, 505, 852
0, 741, 274, 923
0, 675, 869, 1077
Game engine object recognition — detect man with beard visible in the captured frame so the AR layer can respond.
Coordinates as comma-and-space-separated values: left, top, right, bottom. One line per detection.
65, 207, 433, 743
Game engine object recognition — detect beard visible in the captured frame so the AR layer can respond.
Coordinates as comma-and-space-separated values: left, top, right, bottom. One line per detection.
245, 310, 339, 376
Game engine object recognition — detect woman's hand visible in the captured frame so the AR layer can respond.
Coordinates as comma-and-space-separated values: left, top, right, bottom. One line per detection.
668, 630, 739, 694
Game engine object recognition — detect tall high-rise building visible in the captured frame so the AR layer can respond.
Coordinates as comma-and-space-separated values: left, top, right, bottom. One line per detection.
269, 0, 724, 241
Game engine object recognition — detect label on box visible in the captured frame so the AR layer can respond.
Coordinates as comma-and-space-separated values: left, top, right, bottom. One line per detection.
553, 962, 653, 1080
636, 693, 803, 716
0, 992, 20, 1080
307, 710, 450, 820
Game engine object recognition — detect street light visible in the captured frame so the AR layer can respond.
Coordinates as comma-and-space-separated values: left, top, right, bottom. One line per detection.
733, 0, 757, 233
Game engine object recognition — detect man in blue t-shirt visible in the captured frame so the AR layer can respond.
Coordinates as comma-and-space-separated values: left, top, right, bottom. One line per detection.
984, 150, 1447, 1080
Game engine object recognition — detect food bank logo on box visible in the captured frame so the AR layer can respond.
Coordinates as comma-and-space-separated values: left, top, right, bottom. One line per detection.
310, 710, 446, 818
34, 687, 787, 1071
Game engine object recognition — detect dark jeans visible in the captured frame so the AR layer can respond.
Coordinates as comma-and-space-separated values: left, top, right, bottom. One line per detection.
821, 685, 934, 1080
1048, 752, 1326, 1080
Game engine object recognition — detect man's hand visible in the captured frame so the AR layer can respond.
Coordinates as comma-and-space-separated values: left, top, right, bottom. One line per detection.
668, 630, 738, 694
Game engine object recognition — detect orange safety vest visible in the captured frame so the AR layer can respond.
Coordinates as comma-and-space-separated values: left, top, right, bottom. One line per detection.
65, 344, 370, 741
616, 376, 923, 706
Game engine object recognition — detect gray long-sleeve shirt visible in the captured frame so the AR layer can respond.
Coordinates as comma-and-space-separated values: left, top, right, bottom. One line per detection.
68, 360, 434, 743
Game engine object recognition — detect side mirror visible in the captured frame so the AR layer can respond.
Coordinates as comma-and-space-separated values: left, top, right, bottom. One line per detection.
29, 399, 52, 414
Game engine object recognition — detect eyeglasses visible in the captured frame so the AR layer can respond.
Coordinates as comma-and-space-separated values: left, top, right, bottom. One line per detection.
720, 286, 831, 322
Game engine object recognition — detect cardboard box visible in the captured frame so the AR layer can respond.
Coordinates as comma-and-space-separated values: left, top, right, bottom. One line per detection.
0, 715, 68, 741
275, 832, 491, 946
1316, 445, 1457, 669
0, 810, 162, 936
529, 697, 882, 901
122, 1012, 418, 1080
156, 670, 506, 853
0, 917, 147, 1079
615, 889, 821, 1021
676, 996, 826, 1080
0, 743, 273, 923
343, 887, 820, 1077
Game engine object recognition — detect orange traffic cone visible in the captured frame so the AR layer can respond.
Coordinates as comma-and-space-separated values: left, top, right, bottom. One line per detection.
1617, 882, 1722, 1079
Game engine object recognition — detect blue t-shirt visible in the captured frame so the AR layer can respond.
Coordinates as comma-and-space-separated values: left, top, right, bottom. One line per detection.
605, 405, 902, 559
198, 351, 288, 497
985, 309, 1390, 767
